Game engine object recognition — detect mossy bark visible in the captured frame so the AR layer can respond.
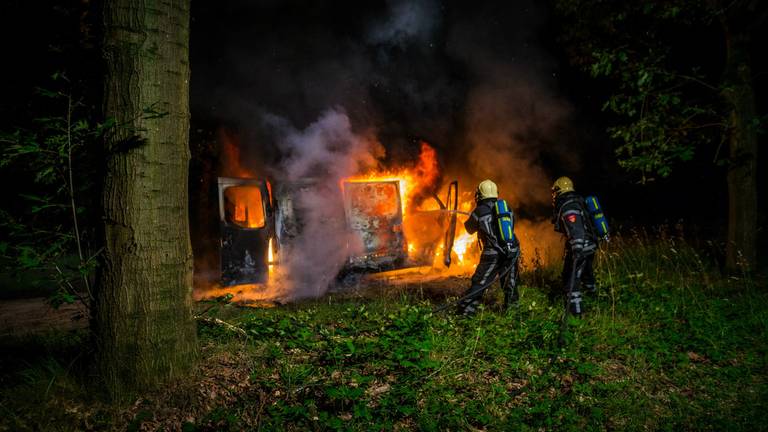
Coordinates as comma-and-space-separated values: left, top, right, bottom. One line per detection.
95, 0, 196, 399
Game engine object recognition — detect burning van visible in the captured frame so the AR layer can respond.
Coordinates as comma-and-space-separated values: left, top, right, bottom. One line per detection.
217, 176, 459, 286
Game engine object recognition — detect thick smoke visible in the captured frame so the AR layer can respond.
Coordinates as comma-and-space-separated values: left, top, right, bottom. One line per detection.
437, 3, 575, 264
460, 66, 571, 208
444, 3, 576, 210
266, 109, 383, 181
265, 109, 384, 298
368, 0, 440, 47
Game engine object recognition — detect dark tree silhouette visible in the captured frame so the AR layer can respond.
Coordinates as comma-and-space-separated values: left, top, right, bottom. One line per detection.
556, 0, 764, 271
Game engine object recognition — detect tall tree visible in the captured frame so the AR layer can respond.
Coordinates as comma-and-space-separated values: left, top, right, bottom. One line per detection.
94, 0, 196, 398
719, 1, 761, 271
556, 0, 765, 271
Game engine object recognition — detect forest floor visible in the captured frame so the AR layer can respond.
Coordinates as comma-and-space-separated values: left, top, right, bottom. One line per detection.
1, 232, 766, 431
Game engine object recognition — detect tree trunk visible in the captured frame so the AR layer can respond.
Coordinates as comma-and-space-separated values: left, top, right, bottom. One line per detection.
722, 26, 758, 272
94, 0, 196, 398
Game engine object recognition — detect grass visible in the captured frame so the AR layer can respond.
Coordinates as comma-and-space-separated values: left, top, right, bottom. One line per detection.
1, 231, 767, 431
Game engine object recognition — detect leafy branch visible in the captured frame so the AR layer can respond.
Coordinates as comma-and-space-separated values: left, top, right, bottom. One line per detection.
557, 0, 726, 183
0, 73, 108, 308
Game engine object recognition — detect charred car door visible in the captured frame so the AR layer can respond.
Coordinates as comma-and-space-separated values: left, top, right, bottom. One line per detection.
218, 177, 275, 285
406, 180, 458, 267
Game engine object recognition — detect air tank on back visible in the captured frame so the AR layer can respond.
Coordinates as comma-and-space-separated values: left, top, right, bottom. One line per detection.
584, 195, 609, 239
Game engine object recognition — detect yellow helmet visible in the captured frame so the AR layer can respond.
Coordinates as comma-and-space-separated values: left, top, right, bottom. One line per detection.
552, 176, 574, 198
476, 179, 498, 201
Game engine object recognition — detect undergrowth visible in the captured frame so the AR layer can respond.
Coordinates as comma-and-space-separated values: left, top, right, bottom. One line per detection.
1, 232, 766, 431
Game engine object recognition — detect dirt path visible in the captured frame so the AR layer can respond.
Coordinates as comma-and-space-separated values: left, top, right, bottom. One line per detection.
0, 297, 88, 336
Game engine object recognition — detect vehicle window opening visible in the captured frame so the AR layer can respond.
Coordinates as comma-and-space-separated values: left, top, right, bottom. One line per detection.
224, 185, 265, 228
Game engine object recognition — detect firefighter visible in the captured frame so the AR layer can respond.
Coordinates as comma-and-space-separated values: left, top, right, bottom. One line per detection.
551, 176, 597, 315
457, 180, 520, 316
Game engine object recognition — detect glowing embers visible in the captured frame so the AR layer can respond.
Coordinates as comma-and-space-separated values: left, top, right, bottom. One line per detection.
223, 185, 265, 229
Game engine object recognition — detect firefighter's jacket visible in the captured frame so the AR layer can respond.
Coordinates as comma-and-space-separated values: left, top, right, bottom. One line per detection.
553, 192, 597, 255
465, 198, 519, 256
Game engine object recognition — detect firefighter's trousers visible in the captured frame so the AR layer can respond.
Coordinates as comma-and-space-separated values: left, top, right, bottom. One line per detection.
561, 248, 596, 314
458, 252, 519, 315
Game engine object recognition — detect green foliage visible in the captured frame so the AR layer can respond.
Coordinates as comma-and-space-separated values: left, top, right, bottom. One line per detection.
556, 0, 726, 182
187, 234, 767, 430
0, 71, 180, 304
1, 235, 766, 430
0, 73, 106, 305
592, 50, 719, 181
0, 331, 105, 431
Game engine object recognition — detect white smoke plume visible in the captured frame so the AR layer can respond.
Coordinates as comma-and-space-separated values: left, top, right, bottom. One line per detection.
265, 108, 385, 298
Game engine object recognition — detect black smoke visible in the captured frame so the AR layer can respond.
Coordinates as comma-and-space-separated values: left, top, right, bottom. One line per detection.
190, 0, 576, 197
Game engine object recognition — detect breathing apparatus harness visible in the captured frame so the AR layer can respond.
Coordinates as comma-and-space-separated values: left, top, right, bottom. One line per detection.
432, 195, 517, 314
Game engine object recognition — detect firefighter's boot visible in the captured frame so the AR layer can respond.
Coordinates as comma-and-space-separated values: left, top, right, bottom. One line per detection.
568, 290, 583, 315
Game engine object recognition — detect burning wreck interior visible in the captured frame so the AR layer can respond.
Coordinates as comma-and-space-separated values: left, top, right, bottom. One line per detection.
207, 140, 472, 301
192, 124, 566, 306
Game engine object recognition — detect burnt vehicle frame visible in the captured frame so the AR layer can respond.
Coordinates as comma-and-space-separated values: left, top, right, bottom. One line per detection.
217, 176, 459, 286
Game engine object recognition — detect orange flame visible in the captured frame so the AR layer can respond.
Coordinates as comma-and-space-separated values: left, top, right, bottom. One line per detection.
343, 141, 480, 273
218, 128, 254, 178
224, 186, 265, 228
452, 232, 475, 263
345, 141, 440, 217
411, 141, 439, 205
267, 237, 276, 279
